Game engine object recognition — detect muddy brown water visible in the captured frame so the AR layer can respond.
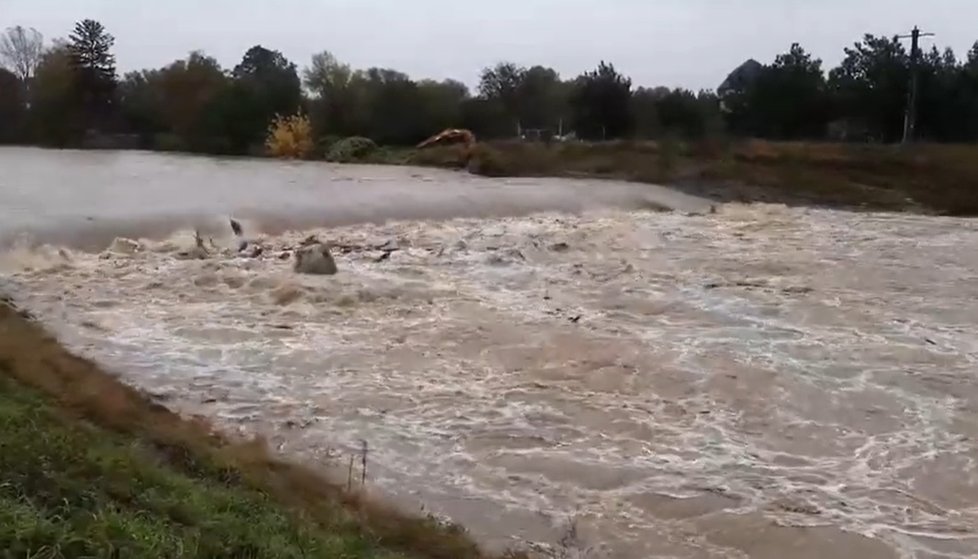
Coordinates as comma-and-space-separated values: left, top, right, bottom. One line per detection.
2, 147, 977, 558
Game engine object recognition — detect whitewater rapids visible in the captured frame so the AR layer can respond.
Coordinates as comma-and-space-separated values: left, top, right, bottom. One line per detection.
1, 148, 977, 558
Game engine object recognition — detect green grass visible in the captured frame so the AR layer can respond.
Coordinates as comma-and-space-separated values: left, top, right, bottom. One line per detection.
0, 373, 407, 559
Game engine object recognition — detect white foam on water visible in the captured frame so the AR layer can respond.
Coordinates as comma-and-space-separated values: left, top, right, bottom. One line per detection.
3, 203, 978, 559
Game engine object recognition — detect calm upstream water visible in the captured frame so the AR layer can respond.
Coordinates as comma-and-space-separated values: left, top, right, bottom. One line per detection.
2, 147, 977, 559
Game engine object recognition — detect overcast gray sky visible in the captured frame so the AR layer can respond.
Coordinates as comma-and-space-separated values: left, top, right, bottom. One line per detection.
3, 0, 977, 91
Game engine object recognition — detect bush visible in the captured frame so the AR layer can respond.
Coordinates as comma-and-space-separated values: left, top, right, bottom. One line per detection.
316, 134, 343, 155
265, 113, 314, 159
326, 136, 378, 162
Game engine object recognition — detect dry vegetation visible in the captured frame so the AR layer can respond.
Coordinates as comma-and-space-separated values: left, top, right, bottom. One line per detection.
265, 113, 315, 159
0, 300, 524, 559
403, 139, 978, 216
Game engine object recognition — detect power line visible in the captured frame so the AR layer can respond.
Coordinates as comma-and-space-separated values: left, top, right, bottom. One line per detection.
898, 26, 935, 144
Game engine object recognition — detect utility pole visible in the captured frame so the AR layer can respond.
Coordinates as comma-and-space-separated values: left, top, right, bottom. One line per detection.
898, 26, 935, 144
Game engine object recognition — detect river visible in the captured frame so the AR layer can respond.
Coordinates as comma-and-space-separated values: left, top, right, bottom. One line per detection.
2, 147, 976, 559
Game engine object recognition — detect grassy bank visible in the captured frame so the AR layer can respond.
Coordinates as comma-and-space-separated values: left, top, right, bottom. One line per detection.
398, 139, 978, 216
0, 300, 513, 559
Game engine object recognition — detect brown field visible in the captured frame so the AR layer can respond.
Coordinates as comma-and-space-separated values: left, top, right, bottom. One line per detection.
401, 139, 978, 216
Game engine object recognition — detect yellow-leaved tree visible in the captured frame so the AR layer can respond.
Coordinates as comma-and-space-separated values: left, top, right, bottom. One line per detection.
265, 113, 314, 159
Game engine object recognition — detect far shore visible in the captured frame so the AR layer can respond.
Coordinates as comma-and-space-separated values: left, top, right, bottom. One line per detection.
5, 138, 975, 217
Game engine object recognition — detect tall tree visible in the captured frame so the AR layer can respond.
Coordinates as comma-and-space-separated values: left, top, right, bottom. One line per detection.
954, 42, 978, 140
0, 26, 44, 83
913, 46, 965, 141
68, 19, 118, 126
631, 86, 664, 138
771, 44, 831, 138
645, 87, 721, 139
459, 97, 509, 138
118, 52, 230, 151
304, 51, 353, 98
118, 69, 164, 144
570, 61, 633, 140
828, 34, 910, 142
416, 78, 469, 135
232, 44, 302, 113
159, 51, 228, 148
725, 44, 831, 139
0, 68, 27, 142
29, 45, 84, 145
227, 45, 302, 149
516, 65, 568, 131
478, 61, 526, 132
356, 67, 427, 144
303, 50, 357, 137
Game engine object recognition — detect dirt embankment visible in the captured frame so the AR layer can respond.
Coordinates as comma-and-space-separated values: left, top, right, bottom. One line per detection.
401, 139, 978, 216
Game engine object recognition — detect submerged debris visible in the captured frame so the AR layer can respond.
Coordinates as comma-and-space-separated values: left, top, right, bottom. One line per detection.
175, 230, 209, 260
230, 217, 263, 255
240, 245, 264, 259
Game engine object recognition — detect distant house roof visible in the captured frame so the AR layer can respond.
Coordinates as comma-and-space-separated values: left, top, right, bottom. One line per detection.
718, 59, 764, 97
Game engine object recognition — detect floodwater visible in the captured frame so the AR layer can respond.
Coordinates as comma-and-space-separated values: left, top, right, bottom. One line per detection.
2, 147, 977, 559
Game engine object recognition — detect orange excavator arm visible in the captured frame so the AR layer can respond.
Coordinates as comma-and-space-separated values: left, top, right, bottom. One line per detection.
416, 128, 476, 149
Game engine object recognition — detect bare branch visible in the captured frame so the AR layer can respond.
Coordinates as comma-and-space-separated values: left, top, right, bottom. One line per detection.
0, 26, 44, 82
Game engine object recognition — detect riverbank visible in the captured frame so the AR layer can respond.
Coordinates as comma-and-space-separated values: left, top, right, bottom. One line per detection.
0, 299, 516, 559
10, 138, 978, 216
400, 139, 978, 216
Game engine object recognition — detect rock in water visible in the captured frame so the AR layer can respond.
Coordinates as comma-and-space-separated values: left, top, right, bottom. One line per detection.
293, 243, 338, 275
108, 237, 141, 255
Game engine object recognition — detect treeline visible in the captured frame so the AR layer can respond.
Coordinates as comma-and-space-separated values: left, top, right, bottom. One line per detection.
3, 19, 978, 155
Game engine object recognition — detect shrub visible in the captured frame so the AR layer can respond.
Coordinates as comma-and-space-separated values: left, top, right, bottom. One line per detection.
316, 134, 343, 156
326, 136, 377, 162
265, 113, 314, 159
